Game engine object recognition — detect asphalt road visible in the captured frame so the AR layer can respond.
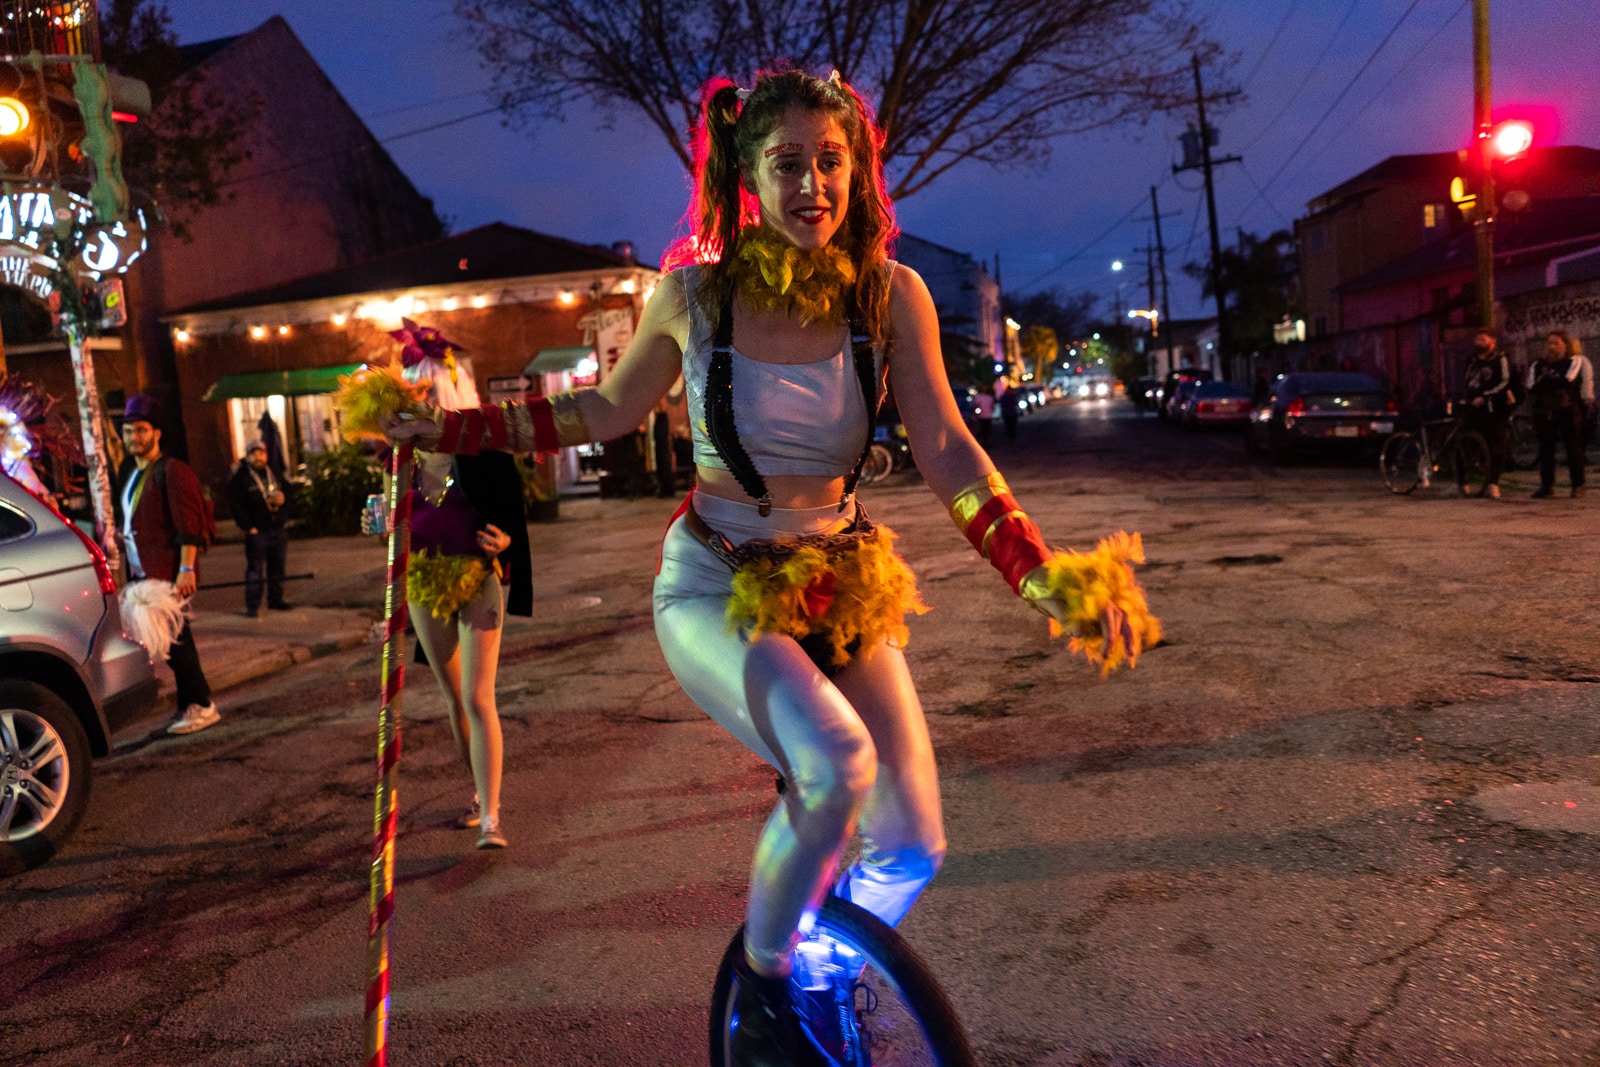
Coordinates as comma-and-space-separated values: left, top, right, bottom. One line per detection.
5, 399, 1600, 1066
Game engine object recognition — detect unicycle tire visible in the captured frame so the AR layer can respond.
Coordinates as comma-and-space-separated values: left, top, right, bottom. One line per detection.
709, 894, 974, 1067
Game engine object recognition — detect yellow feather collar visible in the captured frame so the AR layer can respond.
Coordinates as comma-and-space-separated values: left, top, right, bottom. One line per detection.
728, 224, 857, 326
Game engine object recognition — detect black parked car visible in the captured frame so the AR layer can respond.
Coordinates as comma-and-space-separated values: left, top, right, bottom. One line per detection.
1246, 371, 1397, 463
1156, 368, 1212, 421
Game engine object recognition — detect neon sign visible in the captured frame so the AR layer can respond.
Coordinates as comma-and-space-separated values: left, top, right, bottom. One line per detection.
0, 184, 147, 304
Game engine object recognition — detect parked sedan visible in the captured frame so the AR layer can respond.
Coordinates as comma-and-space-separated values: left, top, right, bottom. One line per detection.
1181, 380, 1255, 430
1156, 368, 1212, 420
1246, 371, 1397, 463
0, 472, 161, 875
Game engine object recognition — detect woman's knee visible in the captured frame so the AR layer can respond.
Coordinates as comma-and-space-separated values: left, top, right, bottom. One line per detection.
787, 728, 878, 828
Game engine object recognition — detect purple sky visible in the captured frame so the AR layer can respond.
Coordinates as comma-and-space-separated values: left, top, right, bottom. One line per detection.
164, 1, 1599, 322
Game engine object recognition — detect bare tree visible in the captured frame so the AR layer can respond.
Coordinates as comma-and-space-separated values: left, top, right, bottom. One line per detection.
454, 0, 1218, 200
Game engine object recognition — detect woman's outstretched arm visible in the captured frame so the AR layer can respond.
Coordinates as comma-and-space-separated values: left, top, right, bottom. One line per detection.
886, 263, 1154, 672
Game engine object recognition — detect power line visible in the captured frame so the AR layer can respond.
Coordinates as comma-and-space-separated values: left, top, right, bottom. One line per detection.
365, 87, 494, 121
1014, 193, 1148, 292
1261, 0, 1470, 210
217, 103, 506, 191
1238, 0, 1363, 153
1238, 160, 1291, 228
1238, 0, 1304, 94
1233, 0, 1426, 224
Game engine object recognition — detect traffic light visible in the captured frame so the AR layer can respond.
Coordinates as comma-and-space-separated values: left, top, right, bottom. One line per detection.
1489, 119, 1535, 213
0, 57, 44, 178
1489, 119, 1534, 162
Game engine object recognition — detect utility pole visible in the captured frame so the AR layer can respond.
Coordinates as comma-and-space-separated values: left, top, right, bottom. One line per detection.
1472, 0, 1494, 329
1149, 185, 1176, 376
1174, 53, 1241, 374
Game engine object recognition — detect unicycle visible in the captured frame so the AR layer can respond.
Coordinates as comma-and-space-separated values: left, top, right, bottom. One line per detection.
708, 893, 975, 1066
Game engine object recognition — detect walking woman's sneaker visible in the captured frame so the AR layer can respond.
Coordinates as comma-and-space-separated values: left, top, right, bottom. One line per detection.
476, 813, 507, 850
728, 959, 832, 1067
456, 794, 481, 829
167, 703, 219, 735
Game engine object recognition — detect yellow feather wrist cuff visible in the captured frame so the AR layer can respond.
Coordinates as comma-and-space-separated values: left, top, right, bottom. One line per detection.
1019, 531, 1161, 674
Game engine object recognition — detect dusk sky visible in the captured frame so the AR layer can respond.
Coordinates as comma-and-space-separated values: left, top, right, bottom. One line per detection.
165, 1, 1599, 324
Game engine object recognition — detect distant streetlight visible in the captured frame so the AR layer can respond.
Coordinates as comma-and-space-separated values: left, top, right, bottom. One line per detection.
1111, 260, 1124, 272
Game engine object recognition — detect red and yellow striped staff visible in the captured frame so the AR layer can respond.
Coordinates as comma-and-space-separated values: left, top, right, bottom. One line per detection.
364, 441, 414, 1066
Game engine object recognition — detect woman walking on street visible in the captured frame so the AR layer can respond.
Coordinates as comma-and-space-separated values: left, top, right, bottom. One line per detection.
359, 323, 532, 849
346, 67, 1156, 1064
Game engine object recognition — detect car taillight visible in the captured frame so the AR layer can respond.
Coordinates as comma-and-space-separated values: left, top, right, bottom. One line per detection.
1198, 402, 1214, 413
1384, 400, 1398, 413
1285, 397, 1306, 416
59, 511, 116, 595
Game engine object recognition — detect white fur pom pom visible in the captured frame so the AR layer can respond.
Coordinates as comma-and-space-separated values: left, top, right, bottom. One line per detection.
120, 579, 190, 663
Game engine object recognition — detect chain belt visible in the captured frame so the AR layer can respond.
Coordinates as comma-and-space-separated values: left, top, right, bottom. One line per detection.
683, 501, 877, 572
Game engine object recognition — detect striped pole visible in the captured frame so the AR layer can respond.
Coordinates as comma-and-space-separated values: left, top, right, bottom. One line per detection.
364, 441, 414, 1067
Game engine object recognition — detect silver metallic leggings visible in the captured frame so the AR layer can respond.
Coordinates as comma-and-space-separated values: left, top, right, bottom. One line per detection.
653, 493, 947, 973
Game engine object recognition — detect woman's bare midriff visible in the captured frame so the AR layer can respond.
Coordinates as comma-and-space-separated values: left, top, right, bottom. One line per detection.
694, 467, 848, 511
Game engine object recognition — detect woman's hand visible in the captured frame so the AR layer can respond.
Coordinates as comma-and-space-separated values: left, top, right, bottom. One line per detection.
379, 409, 440, 441
477, 523, 511, 557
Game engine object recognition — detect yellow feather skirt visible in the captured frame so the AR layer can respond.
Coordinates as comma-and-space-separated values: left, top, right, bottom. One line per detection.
407, 551, 492, 620
725, 525, 928, 667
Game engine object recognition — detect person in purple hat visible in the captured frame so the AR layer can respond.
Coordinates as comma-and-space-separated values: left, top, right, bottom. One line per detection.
116, 394, 219, 735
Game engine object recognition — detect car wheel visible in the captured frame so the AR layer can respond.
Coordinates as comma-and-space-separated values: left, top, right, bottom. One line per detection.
0, 680, 92, 876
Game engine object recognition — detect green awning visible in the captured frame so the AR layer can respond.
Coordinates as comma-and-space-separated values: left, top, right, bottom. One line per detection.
524, 346, 593, 374
203, 364, 363, 402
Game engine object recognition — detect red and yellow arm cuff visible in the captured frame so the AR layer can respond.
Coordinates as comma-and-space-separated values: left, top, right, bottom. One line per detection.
948, 473, 1049, 591
431, 391, 592, 456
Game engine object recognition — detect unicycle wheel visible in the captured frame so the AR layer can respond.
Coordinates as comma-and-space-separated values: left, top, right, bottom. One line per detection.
709, 894, 974, 1066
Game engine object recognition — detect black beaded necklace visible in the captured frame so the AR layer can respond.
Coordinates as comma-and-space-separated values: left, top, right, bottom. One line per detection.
706, 285, 882, 516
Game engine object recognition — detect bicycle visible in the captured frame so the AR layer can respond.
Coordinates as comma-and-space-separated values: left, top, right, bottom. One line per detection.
1379, 409, 1492, 495
709, 892, 975, 1066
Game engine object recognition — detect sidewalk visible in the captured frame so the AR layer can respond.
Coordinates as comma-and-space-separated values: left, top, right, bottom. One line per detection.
150, 604, 377, 700
152, 533, 388, 702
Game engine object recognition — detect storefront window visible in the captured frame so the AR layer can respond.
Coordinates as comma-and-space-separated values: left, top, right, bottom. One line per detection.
295, 393, 339, 454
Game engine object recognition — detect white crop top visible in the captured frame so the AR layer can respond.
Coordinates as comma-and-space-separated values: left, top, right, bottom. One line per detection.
678, 266, 883, 478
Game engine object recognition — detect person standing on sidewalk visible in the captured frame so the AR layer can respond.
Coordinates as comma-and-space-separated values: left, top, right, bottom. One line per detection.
1462, 330, 1513, 499
227, 439, 291, 616
997, 376, 1021, 444
971, 383, 995, 445
1527, 330, 1587, 499
115, 395, 219, 735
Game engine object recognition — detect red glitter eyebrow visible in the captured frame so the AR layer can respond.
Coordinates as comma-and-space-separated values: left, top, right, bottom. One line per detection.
763, 142, 801, 158
818, 140, 847, 152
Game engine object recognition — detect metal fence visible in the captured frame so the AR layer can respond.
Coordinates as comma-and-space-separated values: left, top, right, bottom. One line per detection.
0, 1, 99, 60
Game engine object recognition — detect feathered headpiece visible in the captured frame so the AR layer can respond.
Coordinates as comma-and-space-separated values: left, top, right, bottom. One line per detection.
388, 318, 465, 372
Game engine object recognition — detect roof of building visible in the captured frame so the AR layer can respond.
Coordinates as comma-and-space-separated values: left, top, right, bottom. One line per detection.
171, 223, 649, 314
1309, 146, 1600, 214
1337, 196, 1600, 294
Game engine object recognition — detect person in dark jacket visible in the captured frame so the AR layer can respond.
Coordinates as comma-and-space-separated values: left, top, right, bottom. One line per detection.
1462, 330, 1513, 499
227, 439, 290, 616
116, 395, 219, 735
1527, 330, 1586, 498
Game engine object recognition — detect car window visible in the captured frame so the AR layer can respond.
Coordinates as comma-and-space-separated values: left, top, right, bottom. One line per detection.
0, 500, 30, 544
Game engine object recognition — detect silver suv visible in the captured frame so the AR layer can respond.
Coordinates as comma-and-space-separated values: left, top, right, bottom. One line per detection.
0, 470, 159, 875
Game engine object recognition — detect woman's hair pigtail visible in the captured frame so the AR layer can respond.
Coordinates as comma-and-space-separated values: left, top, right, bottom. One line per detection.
696, 82, 746, 313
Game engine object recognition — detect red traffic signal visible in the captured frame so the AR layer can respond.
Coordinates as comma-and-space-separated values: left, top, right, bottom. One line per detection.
1488, 119, 1534, 161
